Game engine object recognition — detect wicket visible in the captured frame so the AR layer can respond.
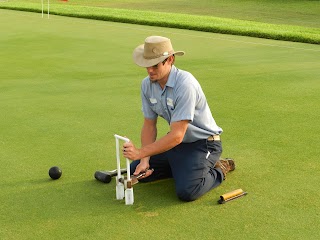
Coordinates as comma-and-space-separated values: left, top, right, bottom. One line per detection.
114, 134, 134, 205
41, 0, 50, 19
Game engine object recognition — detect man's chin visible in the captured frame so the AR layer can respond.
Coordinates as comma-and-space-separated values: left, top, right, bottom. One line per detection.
149, 76, 158, 82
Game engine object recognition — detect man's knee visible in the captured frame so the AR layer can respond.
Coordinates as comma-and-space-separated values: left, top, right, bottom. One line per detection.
176, 187, 199, 202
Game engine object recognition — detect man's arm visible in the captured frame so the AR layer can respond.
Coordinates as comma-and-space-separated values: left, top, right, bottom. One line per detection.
140, 120, 189, 158
123, 119, 189, 160
138, 118, 157, 168
141, 118, 157, 150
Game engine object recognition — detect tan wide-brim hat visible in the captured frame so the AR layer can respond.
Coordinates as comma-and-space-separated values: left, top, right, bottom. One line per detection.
133, 36, 185, 67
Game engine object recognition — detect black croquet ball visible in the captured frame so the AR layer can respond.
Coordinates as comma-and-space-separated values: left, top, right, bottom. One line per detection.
49, 166, 62, 180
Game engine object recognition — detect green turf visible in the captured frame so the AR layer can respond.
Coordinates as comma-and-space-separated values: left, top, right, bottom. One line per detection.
1, 0, 320, 44
3, 0, 320, 28
62, 0, 320, 28
1, 9, 320, 240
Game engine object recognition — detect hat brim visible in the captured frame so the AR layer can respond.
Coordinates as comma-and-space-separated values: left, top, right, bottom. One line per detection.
133, 44, 185, 68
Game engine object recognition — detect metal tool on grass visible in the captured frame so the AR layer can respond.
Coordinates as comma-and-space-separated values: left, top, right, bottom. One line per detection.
94, 168, 127, 183
118, 171, 147, 186
218, 189, 247, 204
94, 168, 148, 184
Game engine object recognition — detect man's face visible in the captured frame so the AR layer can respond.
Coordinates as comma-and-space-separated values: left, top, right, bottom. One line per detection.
146, 56, 173, 83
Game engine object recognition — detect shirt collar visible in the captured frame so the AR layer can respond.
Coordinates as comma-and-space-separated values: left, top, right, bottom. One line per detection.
165, 65, 177, 88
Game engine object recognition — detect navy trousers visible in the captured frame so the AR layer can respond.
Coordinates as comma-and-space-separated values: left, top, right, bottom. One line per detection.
130, 139, 224, 202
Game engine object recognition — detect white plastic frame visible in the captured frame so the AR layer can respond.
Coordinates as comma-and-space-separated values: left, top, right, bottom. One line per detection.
114, 134, 134, 205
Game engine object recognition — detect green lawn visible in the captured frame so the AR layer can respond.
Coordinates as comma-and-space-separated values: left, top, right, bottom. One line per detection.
1, 9, 320, 240
4, 0, 320, 28
70, 0, 320, 28
1, 0, 320, 44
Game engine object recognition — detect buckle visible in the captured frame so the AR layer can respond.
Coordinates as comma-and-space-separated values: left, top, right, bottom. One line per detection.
208, 135, 220, 141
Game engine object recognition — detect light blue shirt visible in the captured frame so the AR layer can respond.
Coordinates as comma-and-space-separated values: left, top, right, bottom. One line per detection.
141, 65, 223, 142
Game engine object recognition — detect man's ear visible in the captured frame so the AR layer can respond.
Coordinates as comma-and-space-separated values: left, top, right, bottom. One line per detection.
169, 55, 175, 65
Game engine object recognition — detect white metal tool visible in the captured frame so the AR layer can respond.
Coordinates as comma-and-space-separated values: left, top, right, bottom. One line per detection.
114, 134, 134, 205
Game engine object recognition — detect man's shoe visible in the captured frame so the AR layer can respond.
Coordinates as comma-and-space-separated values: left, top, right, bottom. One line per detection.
214, 158, 235, 180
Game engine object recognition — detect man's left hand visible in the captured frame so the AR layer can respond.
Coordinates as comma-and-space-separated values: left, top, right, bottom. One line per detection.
122, 141, 141, 160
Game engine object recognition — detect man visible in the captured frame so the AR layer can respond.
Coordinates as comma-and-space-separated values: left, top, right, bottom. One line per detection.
122, 36, 235, 202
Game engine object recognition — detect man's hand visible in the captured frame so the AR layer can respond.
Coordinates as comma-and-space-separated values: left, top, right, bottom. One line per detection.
122, 141, 141, 161
133, 161, 154, 179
